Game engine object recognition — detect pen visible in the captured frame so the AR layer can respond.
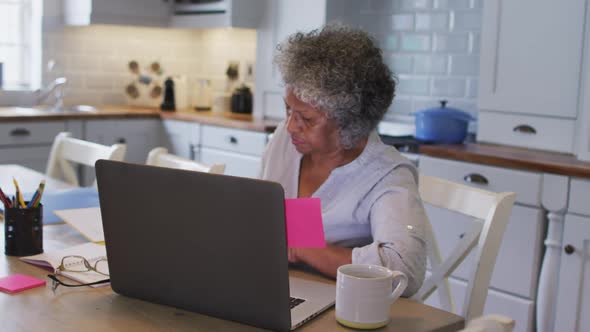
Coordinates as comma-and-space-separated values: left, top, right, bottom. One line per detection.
32, 181, 46, 208
13, 177, 26, 208
27, 180, 45, 208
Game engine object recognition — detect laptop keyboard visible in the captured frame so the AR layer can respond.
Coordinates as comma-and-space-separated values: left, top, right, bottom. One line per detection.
290, 297, 306, 309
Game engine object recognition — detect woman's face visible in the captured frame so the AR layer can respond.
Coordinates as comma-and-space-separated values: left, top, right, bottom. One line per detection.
284, 89, 341, 155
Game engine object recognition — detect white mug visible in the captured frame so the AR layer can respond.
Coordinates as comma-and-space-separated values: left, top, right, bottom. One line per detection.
335, 264, 408, 329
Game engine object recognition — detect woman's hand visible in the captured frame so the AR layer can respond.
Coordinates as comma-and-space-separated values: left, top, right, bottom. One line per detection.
286, 246, 353, 278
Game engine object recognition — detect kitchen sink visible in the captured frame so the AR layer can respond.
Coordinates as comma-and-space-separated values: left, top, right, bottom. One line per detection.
34, 105, 98, 113
56, 105, 97, 113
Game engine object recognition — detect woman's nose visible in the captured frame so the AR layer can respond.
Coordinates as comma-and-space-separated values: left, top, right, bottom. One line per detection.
286, 112, 300, 133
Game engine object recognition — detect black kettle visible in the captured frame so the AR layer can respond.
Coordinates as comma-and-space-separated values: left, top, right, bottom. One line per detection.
231, 85, 253, 114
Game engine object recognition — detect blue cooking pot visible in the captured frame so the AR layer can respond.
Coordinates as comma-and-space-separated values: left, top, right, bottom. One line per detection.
414, 101, 473, 144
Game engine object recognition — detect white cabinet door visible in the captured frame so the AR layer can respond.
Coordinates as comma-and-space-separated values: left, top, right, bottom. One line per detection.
554, 214, 590, 332
85, 119, 161, 164
425, 276, 535, 332
254, 0, 326, 119
254, 0, 364, 119
161, 120, 200, 160
200, 147, 261, 178
478, 0, 585, 118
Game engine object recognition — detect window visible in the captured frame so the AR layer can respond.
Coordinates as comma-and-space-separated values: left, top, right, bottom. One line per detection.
0, 0, 41, 89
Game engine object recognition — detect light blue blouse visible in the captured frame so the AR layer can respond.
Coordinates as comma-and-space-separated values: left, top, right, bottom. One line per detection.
259, 121, 428, 296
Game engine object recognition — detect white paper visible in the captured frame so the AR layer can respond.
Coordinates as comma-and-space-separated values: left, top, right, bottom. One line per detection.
54, 207, 104, 242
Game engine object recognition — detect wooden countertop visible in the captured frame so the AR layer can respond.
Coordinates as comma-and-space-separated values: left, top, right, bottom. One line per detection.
0, 106, 280, 133
420, 143, 590, 178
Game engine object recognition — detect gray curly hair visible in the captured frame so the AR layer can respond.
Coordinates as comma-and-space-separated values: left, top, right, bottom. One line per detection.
274, 23, 396, 149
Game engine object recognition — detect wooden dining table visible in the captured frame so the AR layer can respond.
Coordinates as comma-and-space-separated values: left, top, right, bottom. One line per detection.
0, 165, 465, 332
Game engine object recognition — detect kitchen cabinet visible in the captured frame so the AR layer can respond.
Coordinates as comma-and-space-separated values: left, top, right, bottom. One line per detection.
477, 0, 586, 153
199, 125, 268, 178
63, 0, 171, 27
0, 121, 67, 172
84, 119, 161, 185
254, 0, 365, 119
419, 155, 544, 332
161, 119, 200, 160
553, 213, 590, 332
575, 16, 590, 162
62, 0, 264, 29
170, 0, 265, 29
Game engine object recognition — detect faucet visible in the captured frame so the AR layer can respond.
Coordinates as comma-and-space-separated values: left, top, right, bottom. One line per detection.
36, 77, 67, 111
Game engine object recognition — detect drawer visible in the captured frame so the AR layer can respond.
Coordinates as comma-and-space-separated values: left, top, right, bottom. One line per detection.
0, 121, 66, 146
569, 178, 590, 216
201, 125, 268, 156
425, 276, 534, 332
200, 147, 262, 178
478, 111, 575, 153
419, 155, 542, 207
426, 204, 544, 298
0, 146, 52, 173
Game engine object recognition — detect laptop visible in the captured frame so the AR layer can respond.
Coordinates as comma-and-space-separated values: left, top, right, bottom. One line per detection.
95, 160, 335, 331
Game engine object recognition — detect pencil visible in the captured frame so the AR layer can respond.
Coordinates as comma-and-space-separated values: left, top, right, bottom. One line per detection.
32, 181, 46, 208
13, 178, 26, 208
27, 180, 45, 208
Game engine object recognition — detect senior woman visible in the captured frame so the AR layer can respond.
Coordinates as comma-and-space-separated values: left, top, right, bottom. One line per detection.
259, 24, 428, 296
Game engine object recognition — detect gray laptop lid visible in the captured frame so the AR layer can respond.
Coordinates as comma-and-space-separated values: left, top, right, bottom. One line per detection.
96, 160, 292, 332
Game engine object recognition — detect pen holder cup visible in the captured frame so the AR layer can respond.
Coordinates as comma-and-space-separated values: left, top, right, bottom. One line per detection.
4, 203, 43, 256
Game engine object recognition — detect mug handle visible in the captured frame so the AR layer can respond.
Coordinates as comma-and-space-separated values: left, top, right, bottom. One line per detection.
388, 271, 408, 304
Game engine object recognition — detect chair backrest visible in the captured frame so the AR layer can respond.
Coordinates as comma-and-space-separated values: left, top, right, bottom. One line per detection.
145, 147, 225, 175
413, 174, 516, 321
46, 132, 127, 187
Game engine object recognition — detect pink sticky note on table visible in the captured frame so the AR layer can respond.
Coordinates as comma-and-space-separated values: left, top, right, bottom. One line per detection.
0, 274, 46, 294
285, 197, 326, 248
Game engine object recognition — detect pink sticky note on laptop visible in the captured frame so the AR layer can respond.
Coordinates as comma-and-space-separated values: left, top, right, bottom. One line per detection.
285, 198, 326, 248
0, 274, 46, 294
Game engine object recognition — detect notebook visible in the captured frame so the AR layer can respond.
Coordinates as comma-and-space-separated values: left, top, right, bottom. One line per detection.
20, 242, 109, 286
95, 160, 335, 332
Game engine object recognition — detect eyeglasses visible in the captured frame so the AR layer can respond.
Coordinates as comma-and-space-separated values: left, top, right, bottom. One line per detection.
48, 255, 110, 292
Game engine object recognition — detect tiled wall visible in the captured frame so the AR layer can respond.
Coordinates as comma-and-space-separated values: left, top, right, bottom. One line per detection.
42, 25, 256, 107
359, 0, 482, 119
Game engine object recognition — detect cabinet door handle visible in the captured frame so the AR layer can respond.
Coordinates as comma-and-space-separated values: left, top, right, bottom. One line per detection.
513, 124, 537, 134
564, 244, 575, 255
463, 173, 489, 185
229, 136, 238, 144
10, 128, 31, 137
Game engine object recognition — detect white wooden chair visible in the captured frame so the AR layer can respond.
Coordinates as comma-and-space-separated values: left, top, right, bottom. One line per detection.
146, 147, 225, 174
413, 174, 516, 321
46, 132, 127, 187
